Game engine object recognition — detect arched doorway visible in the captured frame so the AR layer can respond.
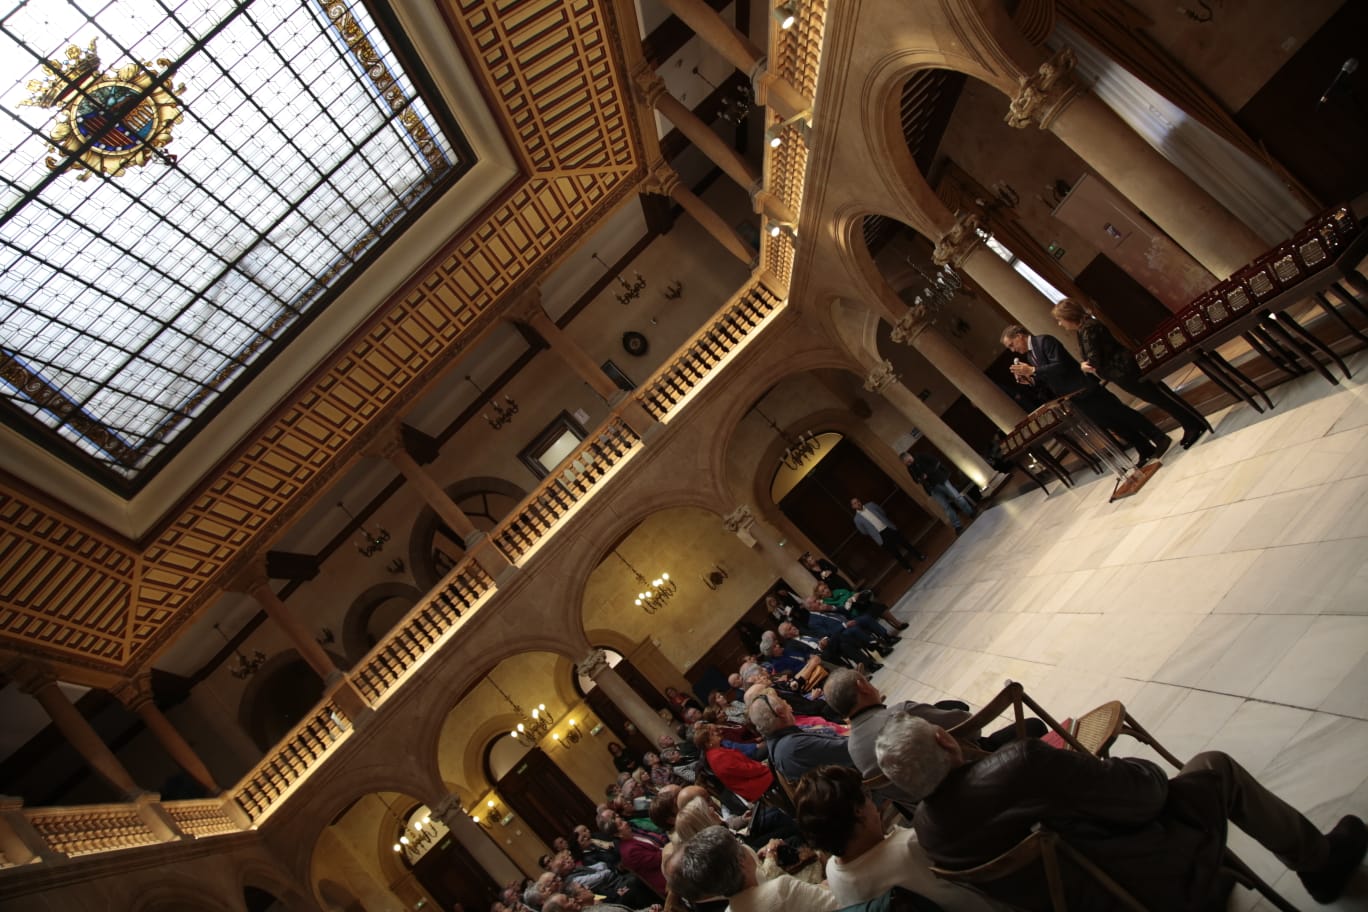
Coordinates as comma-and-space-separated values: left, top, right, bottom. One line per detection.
486, 744, 595, 848
772, 433, 934, 590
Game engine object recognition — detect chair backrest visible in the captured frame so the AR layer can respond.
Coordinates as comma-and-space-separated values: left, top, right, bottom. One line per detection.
929, 824, 1148, 912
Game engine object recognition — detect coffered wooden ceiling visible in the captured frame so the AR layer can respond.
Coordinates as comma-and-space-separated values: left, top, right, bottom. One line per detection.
0, 0, 645, 679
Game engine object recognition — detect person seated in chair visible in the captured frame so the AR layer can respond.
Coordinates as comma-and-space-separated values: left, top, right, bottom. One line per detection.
814, 581, 907, 633
668, 825, 838, 912
875, 709, 1367, 911
823, 669, 1045, 808
748, 689, 852, 784
794, 765, 1008, 911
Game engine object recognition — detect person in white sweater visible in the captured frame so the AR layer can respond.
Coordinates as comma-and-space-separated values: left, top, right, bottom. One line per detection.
794, 765, 1007, 912
666, 824, 837, 912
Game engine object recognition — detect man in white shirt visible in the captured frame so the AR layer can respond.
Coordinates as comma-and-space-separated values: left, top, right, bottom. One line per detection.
850, 497, 926, 571
667, 824, 837, 912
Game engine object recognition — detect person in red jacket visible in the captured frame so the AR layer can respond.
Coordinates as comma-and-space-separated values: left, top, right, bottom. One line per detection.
695, 724, 772, 801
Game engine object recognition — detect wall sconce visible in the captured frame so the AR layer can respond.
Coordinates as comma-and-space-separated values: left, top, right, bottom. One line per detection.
702, 563, 730, 591
553, 720, 582, 751
765, 110, 812, 148
662, 279, 683, 300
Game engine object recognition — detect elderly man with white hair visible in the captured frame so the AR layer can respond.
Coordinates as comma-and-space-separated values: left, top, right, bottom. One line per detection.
875, 709, 1367, 910
748, 689, 851, 784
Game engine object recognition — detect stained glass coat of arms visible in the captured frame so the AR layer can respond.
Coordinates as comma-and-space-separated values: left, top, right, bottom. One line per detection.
0, 0, 464, 487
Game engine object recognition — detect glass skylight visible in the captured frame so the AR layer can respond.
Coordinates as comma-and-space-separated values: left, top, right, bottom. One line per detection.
0, 0, 463, 486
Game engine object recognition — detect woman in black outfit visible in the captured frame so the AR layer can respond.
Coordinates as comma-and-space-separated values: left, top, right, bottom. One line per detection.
799, 552, 852, 591
1052, 298, 1211, 449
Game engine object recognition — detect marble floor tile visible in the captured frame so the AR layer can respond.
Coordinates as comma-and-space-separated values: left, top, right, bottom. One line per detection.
1251, 616, 1368, 710
872, 365, 1368, 911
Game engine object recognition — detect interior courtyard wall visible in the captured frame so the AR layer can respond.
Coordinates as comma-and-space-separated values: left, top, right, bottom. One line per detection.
580, 506, 775, 673
936, 78, 1101, 278
1118, 0, 1343, 110
314, 798, 410, 912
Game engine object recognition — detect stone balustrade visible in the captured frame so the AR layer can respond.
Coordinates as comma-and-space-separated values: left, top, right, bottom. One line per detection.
0, 220, 798, 878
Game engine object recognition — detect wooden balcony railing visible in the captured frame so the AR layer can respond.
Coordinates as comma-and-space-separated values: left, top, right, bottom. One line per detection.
232, 698, 351, 822
163, 799, 240, 839
24, 804, 162, 858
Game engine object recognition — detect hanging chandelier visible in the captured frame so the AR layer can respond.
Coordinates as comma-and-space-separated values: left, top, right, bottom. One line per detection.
465, 375, 518, 430
490, 675, 554, 747
212, 623, 266, 679
612, 549, 676, 614
337, 501, 390, 557
591, 252, 646, 305
904, 257, 965, 321
691, 66, 753, 124
755, 405, 821, 471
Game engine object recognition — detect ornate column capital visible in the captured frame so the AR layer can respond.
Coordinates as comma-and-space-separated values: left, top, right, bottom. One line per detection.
111, 673, 156, 712
1005, 48, 1081, 131
576, 648, 611, 680
932, 212, 985, 269
509, 285, 546, 324
10, 661, 56, 697
643, 160, 680, 197
633, 68, 667, 108
862, 360, 900, 394
430, 793, 465, 822
721, 505, 756, 533
889, 304, 932, 346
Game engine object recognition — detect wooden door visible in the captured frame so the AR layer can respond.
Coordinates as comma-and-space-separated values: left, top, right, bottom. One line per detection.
777, 438, 933, 587
497, 748, 595, 846
411, 832, 501, 912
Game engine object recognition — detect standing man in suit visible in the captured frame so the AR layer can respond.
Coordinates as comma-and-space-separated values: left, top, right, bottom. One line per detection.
1001, 324, 1171, 466
850, 497, 925, 572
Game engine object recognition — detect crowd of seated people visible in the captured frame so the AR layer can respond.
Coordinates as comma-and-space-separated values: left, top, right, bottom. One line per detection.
489, 550, 1367, 912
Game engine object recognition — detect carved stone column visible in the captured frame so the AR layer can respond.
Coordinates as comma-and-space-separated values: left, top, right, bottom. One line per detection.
516, 292, 620, 402
112, 674, 220, 795
15, 665, 141, 798
377, 432, 480, 542
863, 361, 996, 489
638, 75, 759, 193
430, 793, 523, 884
654, 0, 809, 118
646, 163, 755, 265
576, 649, 673, 748
1009, 48, 1264, 278
887, 304, 1025, 432
243, 578, 372, 723
722, 506, 811, 594
933, 212, 1062, 348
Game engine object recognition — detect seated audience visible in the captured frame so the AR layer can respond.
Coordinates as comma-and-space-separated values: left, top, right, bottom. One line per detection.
876, 710, 1368, 910
823, 669, 1044, 807
757, 630, 826, 685
668, 825, 837, 912
709, 688, 749, 725
813, 581, 905, 633
794, 765, 1006, 911
675, 794, 819, 885
775, 620, 883, 674
800, 552, 853, 591
608, 742, 638, 774
695, 724, 772, 801
597, 807, 669, 897
748, 690, 852, 783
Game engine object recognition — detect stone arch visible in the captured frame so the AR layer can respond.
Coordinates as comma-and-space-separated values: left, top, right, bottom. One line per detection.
136, 881, 240, 912
409, 475, 528, 590
315, 879, 360, 912
341, 581, 422, 666
238, 647, 349, 752
578, 503, 776, 679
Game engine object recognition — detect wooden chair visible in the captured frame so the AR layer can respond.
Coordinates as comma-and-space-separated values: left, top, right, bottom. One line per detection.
937, 682, 1298, 912
929, 823, 1149, 912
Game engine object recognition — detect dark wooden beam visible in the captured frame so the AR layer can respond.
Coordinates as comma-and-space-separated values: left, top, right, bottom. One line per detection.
641, 0, 731, 66
266, 550, 321, 581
